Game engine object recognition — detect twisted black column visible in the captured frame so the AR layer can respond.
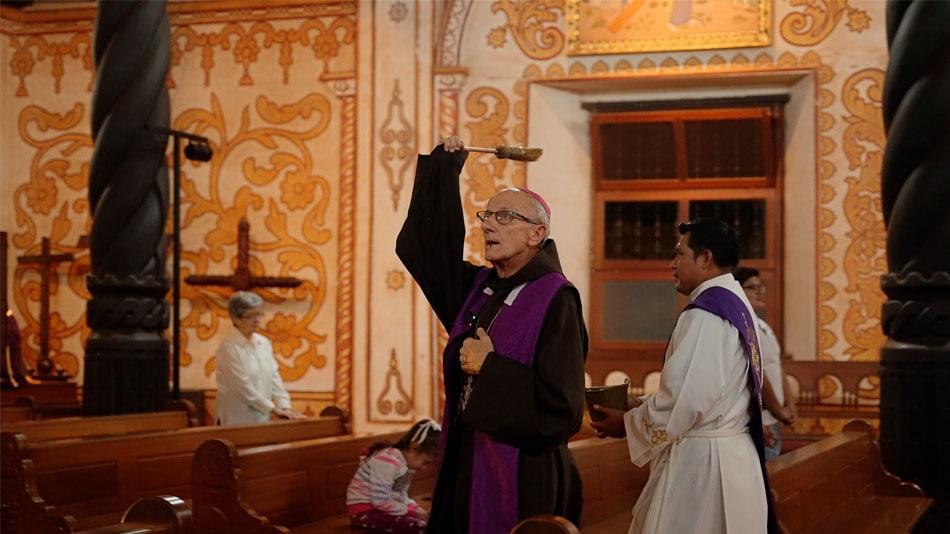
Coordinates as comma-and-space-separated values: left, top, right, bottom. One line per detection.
881, 1, 950, 530
83, 0, 171, 414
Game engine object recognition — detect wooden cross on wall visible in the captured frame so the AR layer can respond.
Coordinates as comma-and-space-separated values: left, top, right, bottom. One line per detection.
17, 237, 74, 378
185, 217, 303, 292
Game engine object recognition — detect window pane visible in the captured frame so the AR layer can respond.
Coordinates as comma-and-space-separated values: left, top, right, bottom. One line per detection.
600, 280, 679, 342
599, 121, 677, 180
604, 201, 679, 260
684, 118, 764, 178
689, 199, 767, 258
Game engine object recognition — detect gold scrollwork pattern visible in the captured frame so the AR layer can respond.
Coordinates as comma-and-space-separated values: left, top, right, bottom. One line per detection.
839, 69, 886, 370
168, 17, 356, 88
780, 0, 871, 46
490, 0, 565, 60
461, 86, 515, 261
185, 92, 333, 382
11, 104, 93, 376
780, 0, 849, 47
6, 33, 93, 97
7, 16, 356, 96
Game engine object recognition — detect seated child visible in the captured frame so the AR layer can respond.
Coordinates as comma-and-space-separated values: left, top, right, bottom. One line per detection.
346, 418, 441, 534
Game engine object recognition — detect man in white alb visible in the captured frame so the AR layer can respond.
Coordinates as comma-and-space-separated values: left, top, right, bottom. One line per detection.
591, 218, 777, 533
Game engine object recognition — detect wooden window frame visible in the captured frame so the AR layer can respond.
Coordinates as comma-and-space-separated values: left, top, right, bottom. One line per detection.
589, 99, 786, 362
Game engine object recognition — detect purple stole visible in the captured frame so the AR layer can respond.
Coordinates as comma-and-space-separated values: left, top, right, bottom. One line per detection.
437, 267, 569, 534
686, 285, 779, 534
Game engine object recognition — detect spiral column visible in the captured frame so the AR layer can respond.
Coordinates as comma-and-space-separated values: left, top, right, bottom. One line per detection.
83, 0, 171, 414
880, 1, 950, 529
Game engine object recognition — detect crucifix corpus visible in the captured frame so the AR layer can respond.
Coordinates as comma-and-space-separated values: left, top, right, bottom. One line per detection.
16, 237, 75, 379
185, 217, 303, 292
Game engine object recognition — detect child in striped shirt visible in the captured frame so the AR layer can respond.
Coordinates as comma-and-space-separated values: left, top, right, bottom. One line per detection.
346, 419, 441, 533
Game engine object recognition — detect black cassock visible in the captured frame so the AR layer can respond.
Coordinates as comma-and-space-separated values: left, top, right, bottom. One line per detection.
396, 144, 588, 533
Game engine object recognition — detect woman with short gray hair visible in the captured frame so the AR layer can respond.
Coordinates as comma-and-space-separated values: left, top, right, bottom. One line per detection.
214, 291, 304, 425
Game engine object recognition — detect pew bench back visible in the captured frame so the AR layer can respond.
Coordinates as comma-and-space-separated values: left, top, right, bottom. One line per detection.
191, 431, 435, 533
1, 414, 348, 531
568, 436, 648, 529
767, 419, 932, 533
191, 432, 648, 533
1, 407, 193, 442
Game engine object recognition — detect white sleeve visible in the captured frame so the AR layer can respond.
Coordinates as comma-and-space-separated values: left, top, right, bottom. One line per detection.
623, 309, 731, 466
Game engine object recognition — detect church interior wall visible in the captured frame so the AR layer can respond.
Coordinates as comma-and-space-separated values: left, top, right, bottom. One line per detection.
1, 0, 890, 430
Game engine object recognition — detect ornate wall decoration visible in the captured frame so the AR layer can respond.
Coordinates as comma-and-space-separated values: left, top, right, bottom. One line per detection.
379, 80, 414, 211
377, 348, 412, 416
10, 103, 92, 376
436, 0, 474, 68
179, 93, 334, 382
168, 16, 356, 88
490, 0, 565, 60
839, 68, 887, 363
6, 33, 93, 97
779, 0, 869, 47
325, 75, 357, 414
387, 2, 408, 23
386, 270, 406, 291
460, 86, 517, 261
5, 8, 357, 96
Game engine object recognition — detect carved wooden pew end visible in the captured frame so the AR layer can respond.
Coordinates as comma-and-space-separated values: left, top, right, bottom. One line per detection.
74, 496, 193, 533
511, 514, 580, 534
2, 411, 349, 532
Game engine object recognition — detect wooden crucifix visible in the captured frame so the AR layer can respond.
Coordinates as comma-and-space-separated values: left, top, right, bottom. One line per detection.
185, 217, 303, 291
17, 236, 74, 378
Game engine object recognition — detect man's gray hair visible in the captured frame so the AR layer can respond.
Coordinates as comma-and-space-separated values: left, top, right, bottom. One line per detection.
228, 291, 263, 319
525, 194, 551, 243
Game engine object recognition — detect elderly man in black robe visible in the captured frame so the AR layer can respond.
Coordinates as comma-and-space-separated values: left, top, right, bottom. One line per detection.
396, 136, 588, 533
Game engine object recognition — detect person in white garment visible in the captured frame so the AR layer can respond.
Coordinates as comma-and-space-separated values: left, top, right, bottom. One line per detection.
733, 266, 797, 460
591, 218, 776, 534
214, 291, 305, 425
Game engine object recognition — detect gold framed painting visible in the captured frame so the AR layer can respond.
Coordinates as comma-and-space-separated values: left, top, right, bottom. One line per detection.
567, 0, 771, 56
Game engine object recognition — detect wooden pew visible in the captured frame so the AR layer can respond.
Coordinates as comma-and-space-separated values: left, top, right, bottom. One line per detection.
1, 402, 197, 442
191, 430, 433, 533
190, 431, 647, 533
1, 409, 348, 531
571, 436, 648, 532
587, 356, 884, 451
0, 450, 191, 534
767, 419, 932, 533
1, 404, 36, 424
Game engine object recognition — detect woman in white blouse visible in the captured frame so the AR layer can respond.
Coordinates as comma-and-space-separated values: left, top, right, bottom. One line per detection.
214, 291, 305, 425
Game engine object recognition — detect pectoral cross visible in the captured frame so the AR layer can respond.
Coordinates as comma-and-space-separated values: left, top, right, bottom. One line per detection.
17, 237, 75, 377
185, 217, 303, 291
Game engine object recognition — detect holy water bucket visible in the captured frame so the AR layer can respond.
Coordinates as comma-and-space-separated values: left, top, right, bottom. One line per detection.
585, 382, 629, 422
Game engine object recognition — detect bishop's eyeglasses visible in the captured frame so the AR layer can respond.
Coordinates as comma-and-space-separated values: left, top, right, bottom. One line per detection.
476, 210, 540, 225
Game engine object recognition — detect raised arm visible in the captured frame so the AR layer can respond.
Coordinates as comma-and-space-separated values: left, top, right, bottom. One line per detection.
396, 139, 480, 330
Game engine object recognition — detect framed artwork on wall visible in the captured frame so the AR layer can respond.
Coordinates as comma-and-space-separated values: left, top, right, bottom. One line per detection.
566, 0, 771, 56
